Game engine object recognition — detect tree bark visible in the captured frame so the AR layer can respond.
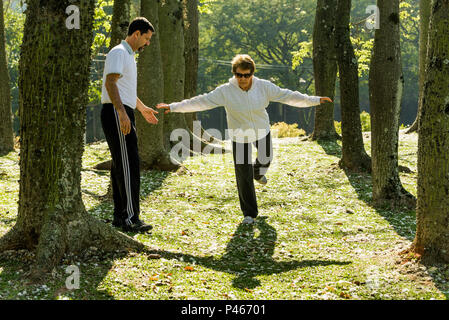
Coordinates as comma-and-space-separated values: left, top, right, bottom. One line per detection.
183, 0, 198, 127
136, 0, 177, 171
335, 0, 371, 172
181, 0, 225, 153
311, 0, 338, 141
0, 0, 145, 275
369, 0, 415, 207
109, 0, 131, 50
103, 0, 132, 196
0, 0, 14, 155
412, 0, 449, 263
406, 0, 431, 134
159, 0, 188, 154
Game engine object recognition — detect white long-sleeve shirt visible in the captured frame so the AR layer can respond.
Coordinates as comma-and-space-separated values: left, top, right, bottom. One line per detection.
169, 76, 321, 143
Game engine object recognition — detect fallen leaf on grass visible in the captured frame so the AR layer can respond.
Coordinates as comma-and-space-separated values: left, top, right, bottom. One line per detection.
184, 266, 195, 271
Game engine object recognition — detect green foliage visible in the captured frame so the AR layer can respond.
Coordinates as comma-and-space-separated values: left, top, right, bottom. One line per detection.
334, 121, 342, 135
359, 111, 371, 132
89, 0, 114, 105
198, 0, 317, 93
292, 41, 312, 71
199, 0, 420, 130
270, 122, 306, 138
92, 0, 113, 57
351, 36, 374, 78
349, 0, 420, 125
3, 1, 25, 132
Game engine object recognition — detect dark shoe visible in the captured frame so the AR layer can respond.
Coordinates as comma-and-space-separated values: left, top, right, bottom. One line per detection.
122, 220, 153, 233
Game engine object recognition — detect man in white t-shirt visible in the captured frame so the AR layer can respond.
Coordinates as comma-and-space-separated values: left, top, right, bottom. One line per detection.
101, 17, 159, 233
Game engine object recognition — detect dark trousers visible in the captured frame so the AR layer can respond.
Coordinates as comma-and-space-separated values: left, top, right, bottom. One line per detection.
101, 103, 140, 226
232, 131, 273, 218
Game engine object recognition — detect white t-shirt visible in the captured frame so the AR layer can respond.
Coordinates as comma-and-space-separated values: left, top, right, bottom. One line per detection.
101, 40, 137, 109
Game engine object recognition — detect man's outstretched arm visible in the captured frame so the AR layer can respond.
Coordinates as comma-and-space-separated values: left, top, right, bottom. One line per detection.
136, 97, 159, 124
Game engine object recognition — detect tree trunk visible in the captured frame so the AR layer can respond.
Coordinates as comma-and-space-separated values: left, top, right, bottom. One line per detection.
181, 0, 224, 153
335, 0, 371, 172
369, 0, 415, 207
0, 0, 14, 155
182, 0, 201, 151
159, 0, 188, 152
412, 0, 449, 262
103, 0, 132, 197
183, 0, 198, 128
0, 0, 145, 275
406, 0, 431, 134
109, 0, 131, 50
311, 0, 338, 141
137, 0, 177, 171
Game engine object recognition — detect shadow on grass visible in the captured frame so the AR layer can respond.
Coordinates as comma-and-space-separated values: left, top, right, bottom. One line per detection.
309, 139, 448, 299
341, 167, 417, 241
316, 139, 416, 241
0, 216, 351, 298
153, 216, 351, 290
316, 139, 342, 158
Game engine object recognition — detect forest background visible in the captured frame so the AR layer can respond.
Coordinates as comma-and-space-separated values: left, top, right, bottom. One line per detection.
3, 0, 420, 141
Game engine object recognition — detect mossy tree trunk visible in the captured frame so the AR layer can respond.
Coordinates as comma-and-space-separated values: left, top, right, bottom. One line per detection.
181, 0, 222, 152
0, 0, 14, 155
109, 0, 131, 50
412, 0, 449, 262
137, 0, 177, 171
182, 0, 198, 130
406, 0, 431, 134
0, 0, 145, 275
311, 0, 338, 141
159, 0, 188, 151
369, 0, 415, 207
103, 0, 131, 196
335, 0, 371, 172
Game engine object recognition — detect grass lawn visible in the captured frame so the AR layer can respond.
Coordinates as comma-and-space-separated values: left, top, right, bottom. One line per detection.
0, 131, 448, 300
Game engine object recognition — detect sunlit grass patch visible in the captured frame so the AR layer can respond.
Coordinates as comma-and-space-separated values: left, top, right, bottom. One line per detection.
0, 132, 447, 300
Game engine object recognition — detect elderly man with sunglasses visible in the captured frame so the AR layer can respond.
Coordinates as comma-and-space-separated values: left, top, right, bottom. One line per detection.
157, 54, 332, 225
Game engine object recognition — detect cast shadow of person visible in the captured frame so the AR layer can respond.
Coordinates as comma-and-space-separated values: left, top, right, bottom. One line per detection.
156, 216, 351, 290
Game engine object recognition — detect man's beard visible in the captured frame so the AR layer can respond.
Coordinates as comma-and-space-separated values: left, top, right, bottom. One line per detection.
137, 45, 147, 53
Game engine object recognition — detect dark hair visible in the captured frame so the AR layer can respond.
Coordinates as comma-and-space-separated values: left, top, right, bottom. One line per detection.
128, 17, 155, 36
231, 54, 256, 74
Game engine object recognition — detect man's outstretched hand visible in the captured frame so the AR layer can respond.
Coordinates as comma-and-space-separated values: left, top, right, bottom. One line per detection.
156, 103, 171, 114
320, 97, 333, 104
140, 106, 159, 124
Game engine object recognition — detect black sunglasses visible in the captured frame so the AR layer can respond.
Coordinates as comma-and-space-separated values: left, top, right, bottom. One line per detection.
234, 72, 253, 78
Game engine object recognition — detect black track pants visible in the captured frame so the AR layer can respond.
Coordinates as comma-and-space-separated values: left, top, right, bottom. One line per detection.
232, 131, 273, 218
101, 103, 140, 225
